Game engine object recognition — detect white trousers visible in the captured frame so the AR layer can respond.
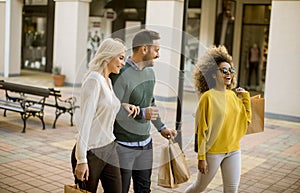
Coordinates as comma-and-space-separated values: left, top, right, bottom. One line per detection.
185, 150, 241, 193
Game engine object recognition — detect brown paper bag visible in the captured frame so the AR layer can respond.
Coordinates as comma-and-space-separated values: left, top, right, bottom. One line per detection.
157, 145, 178, 188
247, 95, 265, 135
169, 139, 190, 184
64, 184, 91, 193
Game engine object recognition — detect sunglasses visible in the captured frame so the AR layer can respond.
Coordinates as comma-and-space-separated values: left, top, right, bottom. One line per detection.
218, 67, 235, 74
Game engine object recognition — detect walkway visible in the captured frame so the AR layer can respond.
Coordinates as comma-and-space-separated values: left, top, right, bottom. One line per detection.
0, 70, 299, 192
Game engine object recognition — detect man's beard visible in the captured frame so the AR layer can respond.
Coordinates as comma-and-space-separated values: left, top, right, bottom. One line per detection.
142, 54, 153, 67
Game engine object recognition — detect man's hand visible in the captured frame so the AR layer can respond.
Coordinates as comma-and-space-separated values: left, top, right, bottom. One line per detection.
198, 160, 208, 175
145, 107, 159, 120
160, 128, 177, 139
75, 163, 89, 181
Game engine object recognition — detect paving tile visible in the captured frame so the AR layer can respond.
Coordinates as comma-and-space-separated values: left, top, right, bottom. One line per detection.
50, 139, 76, 150
5, 186, 21, 192
24, 188, 46, 193
283, 141, 300, 157
38, 182, 59, 191
12, 183, 33, 191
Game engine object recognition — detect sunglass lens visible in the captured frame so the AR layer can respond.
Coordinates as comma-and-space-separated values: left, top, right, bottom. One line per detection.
219, 67, 235, 74
222, 68, 228, 74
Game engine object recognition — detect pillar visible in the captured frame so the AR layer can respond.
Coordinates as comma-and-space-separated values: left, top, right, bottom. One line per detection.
53, 0, 91, 86
145, 0, 184, 101
0, 1, 5, 75
264, 0, 300, 121
1, 0, 22, 77
198, 0, 217, 55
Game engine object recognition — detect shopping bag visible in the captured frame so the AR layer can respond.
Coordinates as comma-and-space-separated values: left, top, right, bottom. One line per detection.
169, 139, 190, 184
157, 145, 178, 188
64, 184, 90, 193
194, 109, 200, 152
247, 95, 265, 134
194, 133, 198, 152
158, 139, 190, 188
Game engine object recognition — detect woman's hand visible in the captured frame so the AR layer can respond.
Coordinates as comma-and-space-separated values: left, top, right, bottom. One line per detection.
236, 87, 247, 93
122, 103, 140, 118
198, 160, 208, 175
75, 163, 89, 181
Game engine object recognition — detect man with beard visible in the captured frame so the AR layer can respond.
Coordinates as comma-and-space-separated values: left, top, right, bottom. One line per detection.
110, 29, 177, 193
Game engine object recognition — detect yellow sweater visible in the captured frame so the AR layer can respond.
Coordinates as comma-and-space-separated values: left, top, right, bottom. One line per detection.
196, 89, 251, 160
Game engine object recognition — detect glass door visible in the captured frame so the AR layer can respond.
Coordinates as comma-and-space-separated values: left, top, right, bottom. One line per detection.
22, 0, 55, 73
22, 14, 47, 71
239, 4, 271, 93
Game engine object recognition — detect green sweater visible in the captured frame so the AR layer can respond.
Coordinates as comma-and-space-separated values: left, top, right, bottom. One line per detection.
110, 62, 164, 142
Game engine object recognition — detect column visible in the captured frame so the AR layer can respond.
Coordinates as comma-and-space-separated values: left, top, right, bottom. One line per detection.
1, 0, 22, 77
264, 0, 300, 120
53, 0, 91, 86
198, 0, 216, 55
0, 1, 5, 75
145, 0, 184, 101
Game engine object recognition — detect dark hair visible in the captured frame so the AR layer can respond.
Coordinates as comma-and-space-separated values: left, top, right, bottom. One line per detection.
193, 45, 236, 93
132, 29, 160, 52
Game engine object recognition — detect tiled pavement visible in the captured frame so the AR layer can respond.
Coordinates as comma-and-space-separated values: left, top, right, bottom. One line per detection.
0, 70, 300, 193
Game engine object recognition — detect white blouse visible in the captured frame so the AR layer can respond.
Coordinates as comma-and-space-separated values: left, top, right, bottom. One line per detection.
75, 71, 121, 164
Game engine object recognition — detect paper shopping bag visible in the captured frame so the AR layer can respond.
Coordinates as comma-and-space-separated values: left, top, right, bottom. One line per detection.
64, 184, 90, 193
247, 95, 265, 135
169, 139, 190, 184
157, 145, 178, 188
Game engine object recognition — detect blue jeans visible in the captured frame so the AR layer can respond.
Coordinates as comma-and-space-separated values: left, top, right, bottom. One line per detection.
117, 140, 153, 193
185, 150, 241, 193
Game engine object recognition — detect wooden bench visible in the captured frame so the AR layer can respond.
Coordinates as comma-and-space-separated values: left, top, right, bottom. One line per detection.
0, 80, 80, 130
0, 80, 50, 133
47, 88, 79, 128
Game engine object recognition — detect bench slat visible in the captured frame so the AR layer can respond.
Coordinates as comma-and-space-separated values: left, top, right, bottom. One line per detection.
0, 104, 24, 113
0, 81, 50, 97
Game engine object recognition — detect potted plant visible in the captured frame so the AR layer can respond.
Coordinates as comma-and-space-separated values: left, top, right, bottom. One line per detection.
52, 65, 65, 86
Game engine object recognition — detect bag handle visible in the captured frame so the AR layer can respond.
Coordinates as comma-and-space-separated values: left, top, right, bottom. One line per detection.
251, 94, 261, 99
168, 138, 176, 144
75, 180, 89, 193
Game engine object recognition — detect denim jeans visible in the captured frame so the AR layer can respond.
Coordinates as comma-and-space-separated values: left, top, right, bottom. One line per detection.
117, 140, 153, 193
185, 150, 241, 193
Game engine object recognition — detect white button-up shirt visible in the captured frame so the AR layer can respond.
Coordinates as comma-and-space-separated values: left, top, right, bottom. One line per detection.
75, 71, 121, 164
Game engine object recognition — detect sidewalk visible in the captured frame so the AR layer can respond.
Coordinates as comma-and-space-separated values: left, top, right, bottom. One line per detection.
0, 70, 300, 193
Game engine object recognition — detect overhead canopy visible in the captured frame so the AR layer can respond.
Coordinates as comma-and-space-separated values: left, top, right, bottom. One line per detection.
104, 0, 201, 10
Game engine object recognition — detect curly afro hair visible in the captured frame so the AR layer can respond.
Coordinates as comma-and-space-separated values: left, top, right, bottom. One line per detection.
193, 45, 236, 93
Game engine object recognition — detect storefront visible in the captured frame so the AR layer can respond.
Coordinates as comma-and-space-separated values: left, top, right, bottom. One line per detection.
3, 0, 271, 89
22, 0, 55, 73
19, 0, 272, 93
239, 4, 271, 91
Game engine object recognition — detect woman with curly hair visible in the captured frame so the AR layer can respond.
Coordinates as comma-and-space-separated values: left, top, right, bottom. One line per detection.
185, 45, 251, 193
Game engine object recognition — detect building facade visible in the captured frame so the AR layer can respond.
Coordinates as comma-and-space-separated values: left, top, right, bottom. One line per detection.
0, 0, 299, 121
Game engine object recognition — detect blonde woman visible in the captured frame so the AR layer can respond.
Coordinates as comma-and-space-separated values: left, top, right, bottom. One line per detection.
71, 38, 139, 193
185, 45, 251, 193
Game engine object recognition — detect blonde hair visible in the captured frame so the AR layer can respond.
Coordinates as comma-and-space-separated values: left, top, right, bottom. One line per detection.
193, 45, 236, 93
83, 38, 126, 80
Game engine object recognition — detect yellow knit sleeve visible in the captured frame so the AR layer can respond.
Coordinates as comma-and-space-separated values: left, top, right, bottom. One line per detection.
197, 93, 211, 160
240, 92, 252, 125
